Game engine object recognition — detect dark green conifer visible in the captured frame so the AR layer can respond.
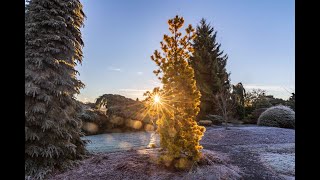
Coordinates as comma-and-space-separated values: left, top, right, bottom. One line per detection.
25, 0, 87, 178
189, 19, 230, 119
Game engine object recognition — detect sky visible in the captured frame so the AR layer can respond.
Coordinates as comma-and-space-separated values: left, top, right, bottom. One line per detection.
76, 0, 295, 102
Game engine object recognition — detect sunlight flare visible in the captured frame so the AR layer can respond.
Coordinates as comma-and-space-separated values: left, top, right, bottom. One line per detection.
154, 94, 161, 104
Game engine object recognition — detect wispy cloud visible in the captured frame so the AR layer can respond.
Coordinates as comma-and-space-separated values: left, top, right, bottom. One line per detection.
108, 67, 122, 72
148, 79, 162, 87
75, 95, 95, 103
119, 89, 150, 92
118, 88, 151, 100
244, 84, 282, 91
243, 84, 294, 91
137, 71, 143, 75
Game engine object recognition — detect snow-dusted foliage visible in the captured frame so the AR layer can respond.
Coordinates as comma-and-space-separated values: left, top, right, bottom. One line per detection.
25, 0, 87, 179
257, 105, 295, 129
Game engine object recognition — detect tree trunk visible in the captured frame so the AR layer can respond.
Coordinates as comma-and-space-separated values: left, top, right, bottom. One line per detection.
224, 113, 228, 130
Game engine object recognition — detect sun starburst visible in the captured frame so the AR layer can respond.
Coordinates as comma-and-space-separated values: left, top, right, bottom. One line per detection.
154, 94, 161, 104
142, 89, 179, 121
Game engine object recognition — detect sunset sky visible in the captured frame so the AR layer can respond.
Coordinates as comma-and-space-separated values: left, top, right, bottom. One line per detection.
76, 0, 294, 102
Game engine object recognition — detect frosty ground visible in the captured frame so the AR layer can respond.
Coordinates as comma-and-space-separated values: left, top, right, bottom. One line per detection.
49, 125, 295, 180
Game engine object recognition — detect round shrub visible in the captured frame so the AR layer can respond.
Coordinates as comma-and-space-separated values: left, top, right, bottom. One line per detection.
257, 105, 295, 129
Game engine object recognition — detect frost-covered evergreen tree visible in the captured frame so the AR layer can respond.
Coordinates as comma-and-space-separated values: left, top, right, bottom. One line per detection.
189, 19, 230, 120
25, 0, 87, 179
151, 15, 205, 169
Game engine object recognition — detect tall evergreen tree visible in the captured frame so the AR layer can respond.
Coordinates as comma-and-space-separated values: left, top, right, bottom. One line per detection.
151, 15, 205, 169
25, 0, 87, 179
189, 18, 230, 120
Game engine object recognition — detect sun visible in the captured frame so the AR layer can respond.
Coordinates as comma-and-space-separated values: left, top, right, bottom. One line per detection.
154, 94, 161, 104
141, 90, 175, 121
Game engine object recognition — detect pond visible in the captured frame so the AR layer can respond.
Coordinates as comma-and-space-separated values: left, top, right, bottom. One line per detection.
82, 131, 160, 153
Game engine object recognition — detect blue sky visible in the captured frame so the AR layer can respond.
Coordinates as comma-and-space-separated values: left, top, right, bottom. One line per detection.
76, 0, 295, 102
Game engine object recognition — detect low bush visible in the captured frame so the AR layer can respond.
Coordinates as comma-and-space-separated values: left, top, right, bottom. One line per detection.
206, 115, 223, 125
198, 120, 213, 126
257, 105, 295, 129
243, 108, 268, 124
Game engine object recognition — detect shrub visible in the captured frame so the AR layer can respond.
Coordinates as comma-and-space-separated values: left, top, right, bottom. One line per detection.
144, 124, 155, 131
252, 108, 268, 120
243, 108, 268, 124
242, 114, 254, 124
257, 105, 295, 129
254, 97, 272, 109
78, 105, 110, 135
78, 94, 154, 135
206, 114, 223, 125
198, 120, 213, 126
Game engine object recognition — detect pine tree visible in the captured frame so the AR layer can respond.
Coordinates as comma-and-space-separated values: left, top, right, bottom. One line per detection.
286, 93, 295, 111
189, 18, 230, 120
151, 15, 205, 169
232, 82, 246, 119
25, 0, 87, 179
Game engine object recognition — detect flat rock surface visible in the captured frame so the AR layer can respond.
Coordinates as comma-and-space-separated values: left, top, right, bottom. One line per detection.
49, 125, 295, 180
